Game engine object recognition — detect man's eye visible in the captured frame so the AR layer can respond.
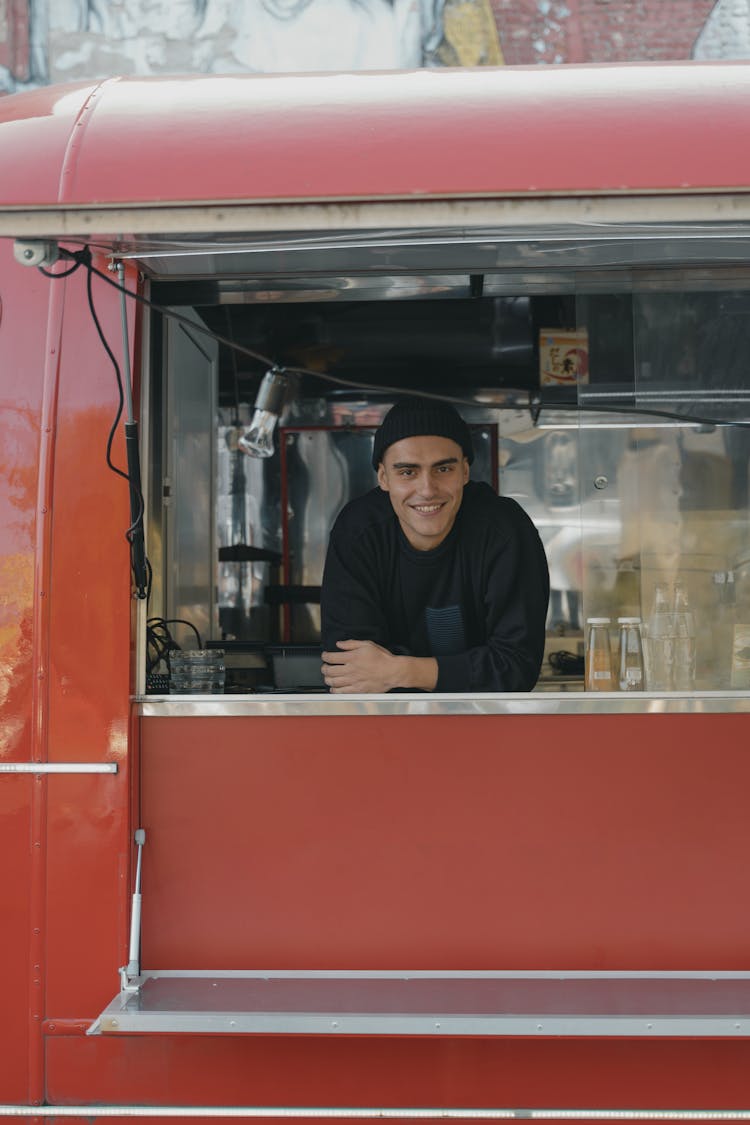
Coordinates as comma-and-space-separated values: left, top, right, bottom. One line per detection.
437, 464, 452, 473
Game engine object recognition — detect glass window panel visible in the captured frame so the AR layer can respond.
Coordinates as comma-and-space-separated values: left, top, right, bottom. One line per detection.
575, 273, 750, 691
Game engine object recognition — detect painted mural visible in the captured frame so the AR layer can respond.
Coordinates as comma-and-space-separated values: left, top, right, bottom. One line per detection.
0, 0, 747, 95
0, 0, 502, 91
694, 0, 750, 57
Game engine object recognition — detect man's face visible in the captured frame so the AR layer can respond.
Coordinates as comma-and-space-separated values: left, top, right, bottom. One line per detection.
377, 434, 469, 551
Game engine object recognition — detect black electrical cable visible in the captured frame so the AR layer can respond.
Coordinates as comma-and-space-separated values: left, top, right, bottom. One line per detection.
77, 247, 750, 431
83, 256, 147, 554
83, 252, 129, 485
146, 616, 204, 674
39, 257, 84, 279
148, 616, 203, 648
144, 555, 154, 607
42, 246, 149, 599
48, 245, 750, 433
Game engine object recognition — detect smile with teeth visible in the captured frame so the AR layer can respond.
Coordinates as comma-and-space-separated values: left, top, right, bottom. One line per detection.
412, 502, 445, 514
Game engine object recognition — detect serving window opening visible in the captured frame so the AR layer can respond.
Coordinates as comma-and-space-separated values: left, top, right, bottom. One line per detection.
140, 235, 750, 696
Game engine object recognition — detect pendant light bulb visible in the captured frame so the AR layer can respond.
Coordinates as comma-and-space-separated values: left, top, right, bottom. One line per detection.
238, 368, 288, 459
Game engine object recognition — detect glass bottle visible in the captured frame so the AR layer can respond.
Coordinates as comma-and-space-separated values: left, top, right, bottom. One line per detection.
647, 583, 673, 691
585, 617, 614, 691
617, 616, 644, 691
711, 570, 735, 690
672, 581, 696, 691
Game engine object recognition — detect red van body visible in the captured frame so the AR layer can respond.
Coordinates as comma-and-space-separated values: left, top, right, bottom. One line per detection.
2, 65, 750, 1120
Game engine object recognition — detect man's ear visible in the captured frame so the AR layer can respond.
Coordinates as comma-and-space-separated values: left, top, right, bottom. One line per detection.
376, 463, 389, 491
462, 458, 470, 484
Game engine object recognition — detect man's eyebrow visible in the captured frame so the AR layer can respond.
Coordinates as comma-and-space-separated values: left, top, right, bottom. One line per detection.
391, 457, 460, 469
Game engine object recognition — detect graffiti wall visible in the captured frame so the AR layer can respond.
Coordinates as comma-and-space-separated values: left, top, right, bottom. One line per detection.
0, 0, 747, 94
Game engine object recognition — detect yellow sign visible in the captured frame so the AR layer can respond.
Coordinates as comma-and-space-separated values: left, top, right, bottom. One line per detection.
539, 328, 589, 387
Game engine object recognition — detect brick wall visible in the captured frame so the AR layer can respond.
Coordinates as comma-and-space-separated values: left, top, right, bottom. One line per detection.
491, 0, 718, 65
0, 0, 30, 86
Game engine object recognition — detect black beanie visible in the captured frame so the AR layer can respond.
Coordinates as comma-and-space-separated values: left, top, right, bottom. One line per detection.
371, 398, 474, 469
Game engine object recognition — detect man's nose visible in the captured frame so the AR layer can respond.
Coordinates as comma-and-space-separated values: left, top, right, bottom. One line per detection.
415, 471, 438, 495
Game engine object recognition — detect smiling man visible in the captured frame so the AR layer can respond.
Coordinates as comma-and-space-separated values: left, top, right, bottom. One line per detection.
320, 397, 550, 694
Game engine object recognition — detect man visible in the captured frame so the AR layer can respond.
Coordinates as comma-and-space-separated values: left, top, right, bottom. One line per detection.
320, 397, 549, 693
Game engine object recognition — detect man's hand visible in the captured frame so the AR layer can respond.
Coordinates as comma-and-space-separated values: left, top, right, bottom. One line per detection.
321, 640, 438, 693
321, 640, 398, 693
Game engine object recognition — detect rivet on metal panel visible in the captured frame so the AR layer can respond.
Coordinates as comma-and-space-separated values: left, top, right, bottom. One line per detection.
594, 475, 608, 489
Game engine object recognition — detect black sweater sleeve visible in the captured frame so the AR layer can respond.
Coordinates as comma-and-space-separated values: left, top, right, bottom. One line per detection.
320, 516, 392, 652
434, 498, 550, 693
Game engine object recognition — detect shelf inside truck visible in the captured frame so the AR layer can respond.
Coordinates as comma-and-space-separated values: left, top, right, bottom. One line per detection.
90, 970, 750, 1037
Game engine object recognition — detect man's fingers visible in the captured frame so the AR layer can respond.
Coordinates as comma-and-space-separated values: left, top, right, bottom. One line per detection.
322, 640, 391, 693
322, 662, 353, 686
322, 667, 348, 682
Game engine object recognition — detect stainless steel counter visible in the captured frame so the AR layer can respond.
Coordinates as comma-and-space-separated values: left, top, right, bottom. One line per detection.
138, 690, 750, 717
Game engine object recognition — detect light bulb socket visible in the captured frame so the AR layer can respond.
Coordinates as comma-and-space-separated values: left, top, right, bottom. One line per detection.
254, 369, 288, 414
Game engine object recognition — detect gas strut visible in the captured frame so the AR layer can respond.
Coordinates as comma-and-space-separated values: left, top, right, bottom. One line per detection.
117, 262, 148, 599
125, 828, 146, 984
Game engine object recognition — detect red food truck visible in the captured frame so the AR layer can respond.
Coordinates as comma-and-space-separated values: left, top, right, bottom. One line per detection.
3, 62, 750, 1121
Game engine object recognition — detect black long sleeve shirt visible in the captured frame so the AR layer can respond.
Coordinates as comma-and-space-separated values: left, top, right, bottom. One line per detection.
320, 481, 549, 692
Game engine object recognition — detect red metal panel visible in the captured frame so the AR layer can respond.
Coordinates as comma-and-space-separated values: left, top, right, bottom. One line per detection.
141, 712, 750, 971
42, 1032, 750, 1110
0, 82, 99, 206
3, 66, 750, 211
0, 245, 137, 1099
41, 257, 134, 1017
0, 239, 53, 1102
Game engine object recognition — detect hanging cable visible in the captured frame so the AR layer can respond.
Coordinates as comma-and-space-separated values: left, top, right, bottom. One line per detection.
41, 247, 150, 599
117, 260, 148, 599
84, 249, 750, 431
43, 245, 750, 436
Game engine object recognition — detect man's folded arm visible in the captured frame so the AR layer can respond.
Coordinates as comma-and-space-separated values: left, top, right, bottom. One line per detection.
434, 519, 549, 693
320, 531, 391, 650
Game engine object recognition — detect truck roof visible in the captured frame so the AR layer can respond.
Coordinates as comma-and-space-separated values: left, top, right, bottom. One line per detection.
1, 63, 750, 212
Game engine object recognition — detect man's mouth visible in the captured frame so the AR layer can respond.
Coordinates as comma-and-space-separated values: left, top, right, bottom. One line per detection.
411, 503, 444, 514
